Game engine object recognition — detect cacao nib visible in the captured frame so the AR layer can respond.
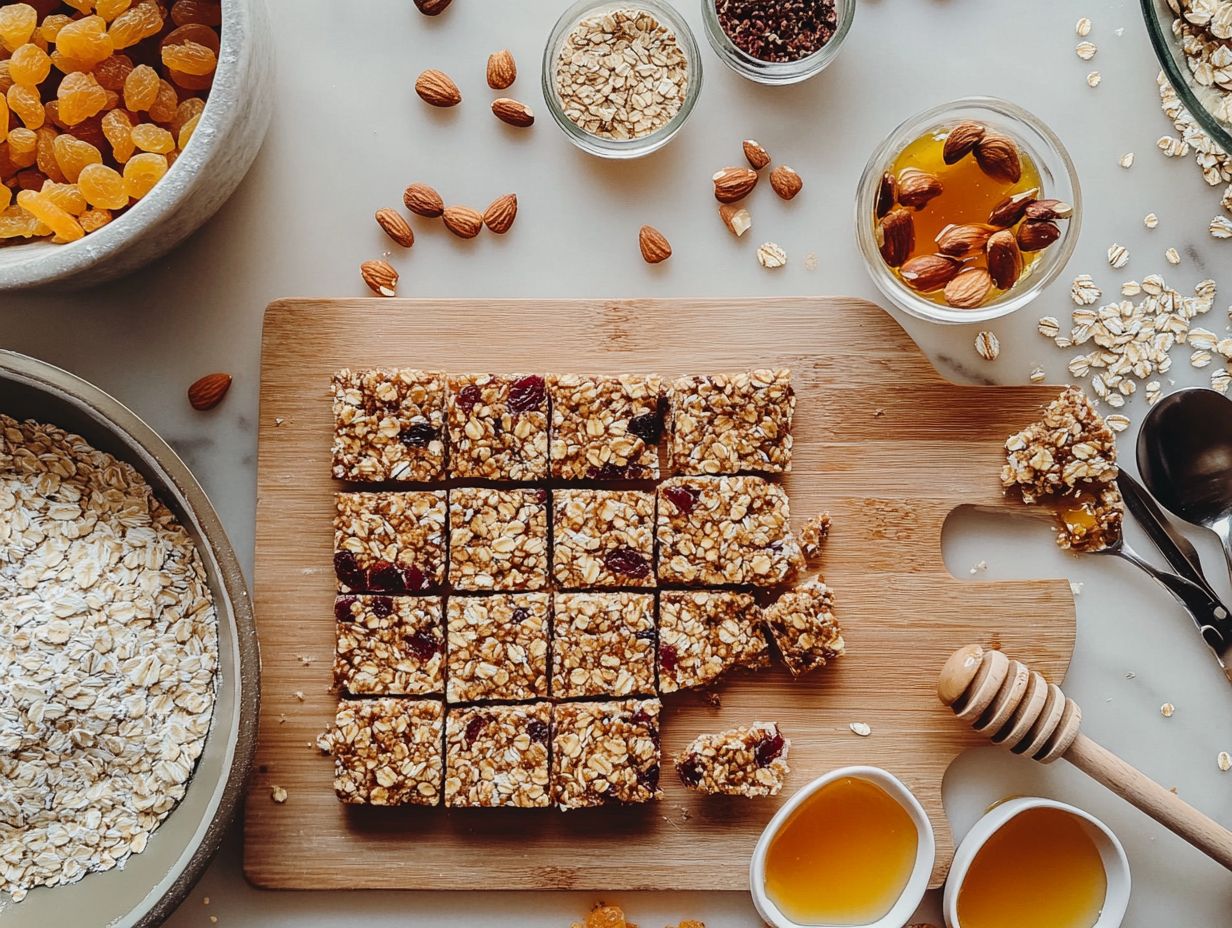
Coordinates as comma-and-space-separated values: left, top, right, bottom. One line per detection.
604, 545, 650, 579
508, 375, 546, 413
511, 607, 530, 623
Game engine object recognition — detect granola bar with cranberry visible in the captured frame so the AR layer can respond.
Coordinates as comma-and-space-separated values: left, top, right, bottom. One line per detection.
447, 373, 549, 481
762, 580, 845, 677
674, 722, 791, 797
331, 368, 447, 483
552, 698, 663, 809
448, 487, 549, 591
548, 374, 664, 480
331, 698, 444, 806
334, 594, 445, 696
446, 593, 550, 703
668, 369, 794, 476
658, 590, 768, 693
444, 702, 553, 808
334, 491, 447, 594
552, 592, 656, 699
552, 489, 655, 589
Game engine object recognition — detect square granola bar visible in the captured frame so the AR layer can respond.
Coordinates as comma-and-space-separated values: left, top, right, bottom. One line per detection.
448, 487, 549, 591
331, 698, 444, 806
552, 699, 663, 809
658, 590, 768, 693
331, 368, 446, 482
548, 374, 664, 480
334, 491, 447, 594
674, 722, 791, 798
444, 702, 552, 808
334, 594, 444, 696
552, 489, 655, 589
446, 593, 550, 703
762, 580, 845, 677
656, 476, 803, 587
668, 369, 795, 476
552, 592, 656, 699
447, 373, 549, 481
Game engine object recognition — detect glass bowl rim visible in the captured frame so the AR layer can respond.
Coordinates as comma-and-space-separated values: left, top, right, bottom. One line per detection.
698, 0, 856, 82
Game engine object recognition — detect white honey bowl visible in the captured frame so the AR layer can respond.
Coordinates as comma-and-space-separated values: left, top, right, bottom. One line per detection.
749, 765, 936, 928
942, 797, 1131, 928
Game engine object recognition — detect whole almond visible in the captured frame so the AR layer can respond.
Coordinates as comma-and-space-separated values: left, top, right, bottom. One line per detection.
188, 373, 231, 411
1024, 198, 1074, 221
875, 171, 897, 219
1017, 219, 1061, 252
403, 183, 444, 217
414, 0, 452, 14
719, 203, 752, 237
486, 49, 517, 90
986, 230, 1023, 289
973, 134, 1022, 184
876, 207, 914, 267
936, 222, 995, 257
482, 193, 517, 234
896, 168, 942, 210
639, 225, 672, 264
415, 69, 461, 107
899, 253, 962, 292
770, 164, 803, 200
492, 97, 534, 128
944, 267, 993, 308
713, 166, 758, 203
442, 205, 483, 238
943, 120, 986, 164
361, 259, 399, 296
988, 187, 1038, 227
375, 208, 414, 247
743, 139, 771, 170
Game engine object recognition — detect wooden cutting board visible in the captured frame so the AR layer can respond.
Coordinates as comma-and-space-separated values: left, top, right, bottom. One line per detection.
244, 297, 1075, 892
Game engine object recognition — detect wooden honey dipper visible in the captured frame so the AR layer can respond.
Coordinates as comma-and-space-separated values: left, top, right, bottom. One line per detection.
939, 643, 1232, 870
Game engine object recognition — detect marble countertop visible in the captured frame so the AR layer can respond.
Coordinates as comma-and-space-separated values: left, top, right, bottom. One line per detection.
3, 0, 1232, 924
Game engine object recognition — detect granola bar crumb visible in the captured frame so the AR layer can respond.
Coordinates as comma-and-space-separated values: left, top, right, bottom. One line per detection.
270, 785, 288, 803
1001, 387, 1118, 503
762, 580, 845, 677
799, 511, 831, 559
675, 722, 790, 797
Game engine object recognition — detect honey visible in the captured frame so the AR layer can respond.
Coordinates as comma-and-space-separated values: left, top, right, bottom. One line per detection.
763, 777, 918, 926
956, 807, 1107, 928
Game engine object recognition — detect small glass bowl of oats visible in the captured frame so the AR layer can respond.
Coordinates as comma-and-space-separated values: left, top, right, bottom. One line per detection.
855, 97, 1081, 325
542, 0, 704, 159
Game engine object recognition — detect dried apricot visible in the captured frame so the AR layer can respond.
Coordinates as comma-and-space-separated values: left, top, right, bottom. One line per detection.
107, 0, 162, 49
7, 127, 38, 167
40, 179, 87, 215
101, 107, 134, 162
16, 187, 83, 240
9, 43, 50, 86
56, 71, 109, 125
96, 0, 133, 21
55, 16, 114, 69
122, 151, 166, 198
177, 111, 199, 148
52, 133, 101, 183
147, 78, 178, 123
0, 4, 38, 53
93, 53, 133, 91
77, 162, 127, 208
7, 83, 44, 129
170, 0, 220, 27
123, 63, 158, 110
77, 206, 111, 231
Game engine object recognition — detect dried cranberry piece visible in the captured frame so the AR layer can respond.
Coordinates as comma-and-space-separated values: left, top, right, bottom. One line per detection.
527, 719, 549, 744
660, 643, 678, 674
507, 375, 545, 413
403, 565, 428, 592
604, 545, 650, 579
627, 410, 663, 445
334, 551, 366, 590
371, 595, 394, 618
464, 715, 486, 747
405, 630, 440, 661
399, 422, 438, 447
663, 485, 699, 515
456, 383, 482, 413
533, 488, 548, 504
677, 756, 703, 787
511, 607, 530, 623
754, 731, 786, 767
630, 706, 655, 726
637, 763, 660, 792
587, 462, 631, 480
367, 560, 407, 594
334, 596, 357, 622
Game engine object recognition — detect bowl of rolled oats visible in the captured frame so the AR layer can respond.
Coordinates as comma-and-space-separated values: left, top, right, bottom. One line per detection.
1143, 0, 1232, 155
0, 350, 257, 927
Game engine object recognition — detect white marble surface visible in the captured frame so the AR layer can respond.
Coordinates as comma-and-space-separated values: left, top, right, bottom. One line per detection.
2, 0, 1232, 924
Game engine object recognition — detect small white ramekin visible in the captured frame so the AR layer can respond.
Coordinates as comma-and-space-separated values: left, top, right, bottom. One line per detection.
750, 766, 936, 928
943, 797, 1131, 928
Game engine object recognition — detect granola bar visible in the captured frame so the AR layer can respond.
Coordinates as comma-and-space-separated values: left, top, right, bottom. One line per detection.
334, 491, 447, 593
1001, 387, 1118, 503
674, 722, 791, 797
552, 489, 655, 589
548, 374, 664, 479
552, 699, 663, 809
552, 592, 656, 699
762, 580, 844, 677
334, 595, 444, 696
656, 476, 804, 586
658, 590, 768, 693
448, 487, 549, 591
331, 368, 446, 482
447, 373, 549, 481
331, 698, 444, 806
444, 702, 552, 808
668, 369, 794, 475
446, 593, 550, 703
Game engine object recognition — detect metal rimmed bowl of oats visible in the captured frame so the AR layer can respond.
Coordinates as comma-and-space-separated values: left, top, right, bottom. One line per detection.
1142, 0, 1232, 155
0, 350, 257, 927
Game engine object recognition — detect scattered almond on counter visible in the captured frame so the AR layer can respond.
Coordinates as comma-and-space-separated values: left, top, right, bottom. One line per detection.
743, 139, 772, 169
442, 205, 483, 238
719, 203, 751, 237
492, 97, 534, 128
416, 68, 462, 107
483, 194, 518, 234
375, 209, 415, 248
360, 259, 399, 297
713, 166, 758, 203
404, 183, 445, 218
188, 373, 233, 411
770, 165, 803, 200
487, 49, 517, 89
639, 225, 672, 264
414, 0, 452, 14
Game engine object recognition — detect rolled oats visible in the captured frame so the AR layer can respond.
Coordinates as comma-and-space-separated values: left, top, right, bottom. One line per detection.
331, 368, 446, 482
1077, 16, 1093, 36
448, 487, 549, 591
1165, 246, 1182, 264
552, 699, 662, 809
444, 702, 552, 808
668, 369, 795, 476
674, 722, 790, 798
1144, 212, 1160, 229
331, 698, 443, 806
1211, 215, 1232, 238
1107, 243, 1130, 268
762, 580, 845, 677
552, 592, 656, 699
334, 491, 447, 593
1119, 152, 1134, 168
447, 373, 548, 481
658, 590, 768, 693
975, 331, 1001, 361
446, 594, 550, 702
1076, 40, 1098, 59
1070, 276, 1101, 307
548, 374, 663, 480
334, 595, 444, 696
1087, 70, 1102, 88
552, 489, 655, 589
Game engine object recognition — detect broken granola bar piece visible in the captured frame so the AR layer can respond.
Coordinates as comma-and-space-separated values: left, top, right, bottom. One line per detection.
331, 368, 447, 482
552, 489, 655, 589
668, 369, 794, 475
1057, 484, 1124, 552
448, 487, 549, 591
446, 593, 550, 703
762, 580, 845, 677
334, 491, 447, 593
334, 595, 444, 696
331, 698, 444, 806
674, 721, 791, 797
1001, 386, 1118, 503
548, 374, 664, 480
447, 373, 549, 481
658, 590, 769, 693
552, 592, 656, 699
444, 702, 552, 808
552, 699, 663, 809
800, 511, 831, 559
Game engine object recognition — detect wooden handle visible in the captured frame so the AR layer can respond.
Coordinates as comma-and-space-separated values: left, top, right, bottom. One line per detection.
1066, 733, 1232, 870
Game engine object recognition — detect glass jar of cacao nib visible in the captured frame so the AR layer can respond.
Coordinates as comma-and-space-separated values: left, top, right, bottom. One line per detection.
701, 0, 854, 85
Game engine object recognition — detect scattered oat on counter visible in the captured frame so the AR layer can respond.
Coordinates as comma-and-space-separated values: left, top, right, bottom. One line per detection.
849, 721, 872, 737
1076, 16, 1093, 36
1145, 212, 1160, 229
1119, 152, 1134, 168
1212, 216, 1232, 239
1165, 246, 1182, 265
1076, 40, 1097, 59
757, 241, 787, 269
1107, 243, 1130, 268
1029, 366, 1047, 383
1161, 702, 1176, 718
1072, 275, 1102, 306
975, 331, 1000, 361
1087, 70, 1102, 88
271, 785, 288, 804
1220, 751, 1231, 772
970, 560, 989, 575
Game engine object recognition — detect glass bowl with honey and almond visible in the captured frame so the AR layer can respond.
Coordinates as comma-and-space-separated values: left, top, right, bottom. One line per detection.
856, 98, 1081, 324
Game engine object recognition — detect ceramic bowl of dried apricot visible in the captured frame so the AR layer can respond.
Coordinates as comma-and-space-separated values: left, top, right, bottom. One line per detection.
0, 0, 272, 290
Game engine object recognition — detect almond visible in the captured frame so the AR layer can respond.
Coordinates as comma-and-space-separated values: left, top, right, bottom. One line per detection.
770, 164, 803, 200
1017, 219, 1061, 252
936, 222, 995, 257
943, 120, 986, 164
876, 208, 914, 267
187, 373, 231, 411
896, 168, 942, 210
875, 171, 897, 219
743, 139, 771, 170
899, 253, 962, 292
486, 49, 517, 90
986, 230, 1023, 289
403, 183, 444, 218
639, 225, 672, 263
719, 203, 752, 237
1024, 198, 1074, 221
442, 205, 483, 239
712, 166, 758, 203
492, 97, 534, 128
482, 193, 517, 234
944, 267, 993, 308
361, 259, 399, 296
413, 0, 452, 14
375, 208, 414, 247
973, 134, 1022, 184
988, 187, 1038, 227
415, 69, 461, 107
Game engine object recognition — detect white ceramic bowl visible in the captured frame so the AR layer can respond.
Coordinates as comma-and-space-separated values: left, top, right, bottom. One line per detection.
750, 766, 937, 928
0, 0, 274, 291
943, 797, 1131, 928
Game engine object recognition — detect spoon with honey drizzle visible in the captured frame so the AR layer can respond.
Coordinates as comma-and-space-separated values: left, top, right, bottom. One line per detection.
938, 644, 1232, 870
